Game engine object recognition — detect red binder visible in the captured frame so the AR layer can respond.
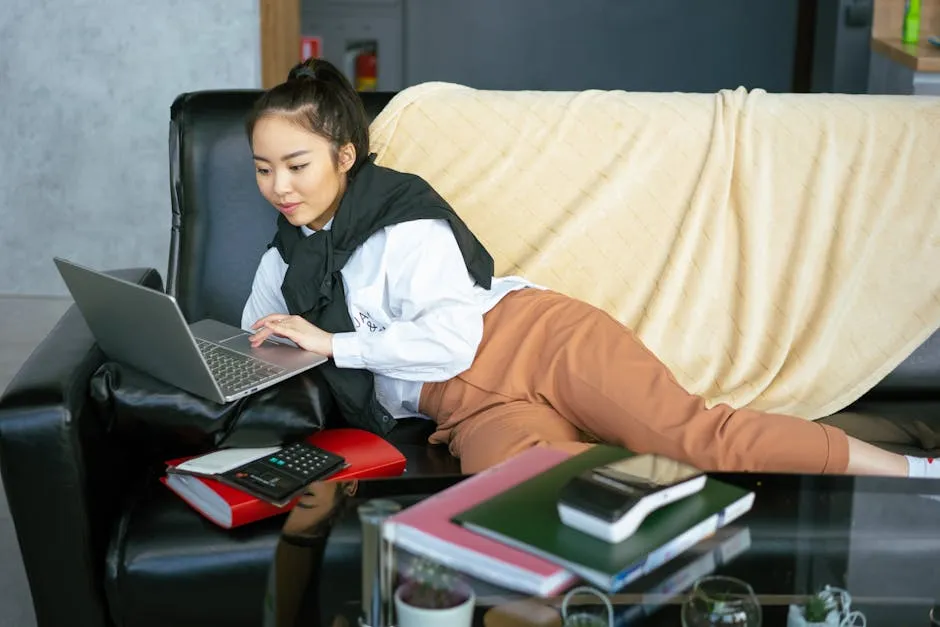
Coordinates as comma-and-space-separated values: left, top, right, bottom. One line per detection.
161, 428, 407, 529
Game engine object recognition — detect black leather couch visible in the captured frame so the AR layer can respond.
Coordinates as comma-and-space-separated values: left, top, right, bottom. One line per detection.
0, 90, 458, 627
1, 89, 939, 627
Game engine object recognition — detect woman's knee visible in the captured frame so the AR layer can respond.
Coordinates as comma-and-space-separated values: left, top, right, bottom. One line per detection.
456, 433, 543, 473
448, 402, 583, 472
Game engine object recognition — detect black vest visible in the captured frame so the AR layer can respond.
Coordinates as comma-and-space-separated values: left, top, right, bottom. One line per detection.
270, 156, 494, 435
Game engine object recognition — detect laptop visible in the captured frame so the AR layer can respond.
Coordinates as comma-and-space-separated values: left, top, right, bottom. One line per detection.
54, 257, 328, 404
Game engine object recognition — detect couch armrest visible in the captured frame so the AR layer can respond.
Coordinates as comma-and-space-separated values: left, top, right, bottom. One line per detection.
0, 267, 163, 627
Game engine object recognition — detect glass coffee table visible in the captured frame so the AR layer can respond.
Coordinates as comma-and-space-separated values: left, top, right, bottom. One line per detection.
265, 472, 940, 627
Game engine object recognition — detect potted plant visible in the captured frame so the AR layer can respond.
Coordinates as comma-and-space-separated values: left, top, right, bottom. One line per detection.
787, 589, 840, 627
394, 557, 475, 627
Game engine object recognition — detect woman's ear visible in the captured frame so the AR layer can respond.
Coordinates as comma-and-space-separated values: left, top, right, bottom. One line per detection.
337, 143, 356, 174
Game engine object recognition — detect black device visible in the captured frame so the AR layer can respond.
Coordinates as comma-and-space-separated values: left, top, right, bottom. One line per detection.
557, 454, 706, 542
219, 441, 347, 506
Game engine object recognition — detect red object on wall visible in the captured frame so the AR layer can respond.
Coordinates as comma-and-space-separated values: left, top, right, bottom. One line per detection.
300, 36, 322, 61
355, 49, 377, 91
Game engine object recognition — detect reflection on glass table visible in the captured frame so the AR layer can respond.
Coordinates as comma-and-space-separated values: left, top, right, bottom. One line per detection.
265, 473, 940, 627
680, 575, 761, 627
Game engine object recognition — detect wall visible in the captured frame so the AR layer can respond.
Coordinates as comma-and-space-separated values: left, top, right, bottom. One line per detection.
0, 0, 261, 296
302, 0, 800, 94
812, 0, 873, 93
302, 0, 404, 92
403, 0, 800, 92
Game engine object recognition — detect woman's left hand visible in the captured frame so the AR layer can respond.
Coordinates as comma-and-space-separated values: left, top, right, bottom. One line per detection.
250, 314, 333, 356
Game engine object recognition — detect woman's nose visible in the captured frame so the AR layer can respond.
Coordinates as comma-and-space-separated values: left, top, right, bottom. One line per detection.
273, 171, 292, 195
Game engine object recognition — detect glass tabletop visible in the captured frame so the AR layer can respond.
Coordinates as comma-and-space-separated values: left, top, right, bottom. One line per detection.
265, 472, 940, 627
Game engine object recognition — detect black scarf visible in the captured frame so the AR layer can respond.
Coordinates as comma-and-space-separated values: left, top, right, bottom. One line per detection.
270, 156, 494, 435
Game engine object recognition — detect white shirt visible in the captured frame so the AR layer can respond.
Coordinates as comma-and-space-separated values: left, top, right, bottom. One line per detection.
241, 218, 536, 419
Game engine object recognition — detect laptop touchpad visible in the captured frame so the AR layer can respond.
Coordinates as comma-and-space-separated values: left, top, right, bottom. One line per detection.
220, 332, 292, 354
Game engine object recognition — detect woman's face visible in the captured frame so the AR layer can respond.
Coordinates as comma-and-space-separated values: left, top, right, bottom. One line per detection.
281, 480, 358, 538
251, 115, 355, 230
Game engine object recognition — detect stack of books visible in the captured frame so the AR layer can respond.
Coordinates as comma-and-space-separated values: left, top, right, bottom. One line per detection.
382, 445, 755, 596
162, 428, 407, 529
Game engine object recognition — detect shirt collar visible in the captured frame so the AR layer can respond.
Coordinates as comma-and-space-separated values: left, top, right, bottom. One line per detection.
301, 217, 334, 236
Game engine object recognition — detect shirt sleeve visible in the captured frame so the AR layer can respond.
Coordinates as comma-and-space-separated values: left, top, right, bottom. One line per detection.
241, 248, 291, 331
331, 219, 485, 381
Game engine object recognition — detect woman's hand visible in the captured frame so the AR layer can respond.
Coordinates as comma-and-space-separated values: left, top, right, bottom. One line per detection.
250, 314, 333, 356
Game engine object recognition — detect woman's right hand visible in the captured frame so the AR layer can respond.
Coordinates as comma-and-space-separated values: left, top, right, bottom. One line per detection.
250, 314, 334, 356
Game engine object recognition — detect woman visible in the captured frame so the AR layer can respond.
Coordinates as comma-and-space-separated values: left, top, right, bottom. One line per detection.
242, 58, 934, 479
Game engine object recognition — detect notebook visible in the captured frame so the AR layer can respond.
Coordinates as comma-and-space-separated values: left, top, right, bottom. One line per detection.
162, 429, 407, 528
382, 447, 578, 597
452, 445, 755, 592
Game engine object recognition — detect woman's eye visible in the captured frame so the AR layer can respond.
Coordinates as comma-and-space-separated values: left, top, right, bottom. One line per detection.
289, 163, 309, 172
255, 167, 270, 175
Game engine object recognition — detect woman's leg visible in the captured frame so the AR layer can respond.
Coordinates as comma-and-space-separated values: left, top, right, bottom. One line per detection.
420, 289, 598, 473
458, 289, 910, 476
552, 298, 917, 475
436, 400, 592, 474
845, 438, 908, 475
422, 288, 914, 475
419, 371, 591, 473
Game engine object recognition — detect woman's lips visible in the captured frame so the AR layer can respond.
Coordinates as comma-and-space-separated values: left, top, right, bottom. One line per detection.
278, 202, 301, 215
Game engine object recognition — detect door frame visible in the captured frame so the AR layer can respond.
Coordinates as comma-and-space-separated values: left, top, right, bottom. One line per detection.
260, 0, 301, 88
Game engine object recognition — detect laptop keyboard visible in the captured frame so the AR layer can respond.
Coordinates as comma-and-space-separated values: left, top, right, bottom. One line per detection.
196, 338, 285, 395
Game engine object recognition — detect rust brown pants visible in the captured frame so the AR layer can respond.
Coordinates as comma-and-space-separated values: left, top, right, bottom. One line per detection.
419, 288, 850, 475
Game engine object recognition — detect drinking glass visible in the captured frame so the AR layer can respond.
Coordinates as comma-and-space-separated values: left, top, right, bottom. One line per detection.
358, 499, 401, 627
681, 575, 762, 627
561, 586, 613, 627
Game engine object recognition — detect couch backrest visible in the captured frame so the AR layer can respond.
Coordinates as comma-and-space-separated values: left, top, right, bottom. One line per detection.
863, 326, 940, 402
167, 90, 395, 326
367, 84, 940, 415
167, 87, 940, 411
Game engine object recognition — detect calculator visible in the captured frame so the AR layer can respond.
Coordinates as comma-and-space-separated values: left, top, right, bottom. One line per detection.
219, 441, 347, 506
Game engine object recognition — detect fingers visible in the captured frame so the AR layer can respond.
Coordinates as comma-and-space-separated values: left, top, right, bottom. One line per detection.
250, 316, 302, 347
249, 314, 290, 346
266, 318, 300, 340
251, 313, 290, 330
249, 326, 276, 346
247, 315, 324, 353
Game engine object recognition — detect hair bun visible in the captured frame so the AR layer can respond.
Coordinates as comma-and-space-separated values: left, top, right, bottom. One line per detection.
286, 58, 351, 87
288, 65, 319, 82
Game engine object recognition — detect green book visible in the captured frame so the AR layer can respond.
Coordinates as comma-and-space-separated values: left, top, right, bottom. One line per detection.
452, 445, 755, 592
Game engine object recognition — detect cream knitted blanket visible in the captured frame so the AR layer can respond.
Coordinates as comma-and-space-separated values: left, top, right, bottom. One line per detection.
369, 83, 940, 420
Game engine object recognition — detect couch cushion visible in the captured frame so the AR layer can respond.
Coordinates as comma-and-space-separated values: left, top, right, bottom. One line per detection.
104, 418, 458, 627
105, 481, 283, 627
857, 327, 940, 402
819, 409, 940, 457
384, 417, 461, 475
821, 327, 940, 451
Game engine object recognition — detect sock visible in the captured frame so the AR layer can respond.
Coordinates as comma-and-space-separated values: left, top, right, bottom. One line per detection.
905, 455, 940, 478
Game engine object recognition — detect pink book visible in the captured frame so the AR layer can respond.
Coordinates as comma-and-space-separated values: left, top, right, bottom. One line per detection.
382, 447, 578, 597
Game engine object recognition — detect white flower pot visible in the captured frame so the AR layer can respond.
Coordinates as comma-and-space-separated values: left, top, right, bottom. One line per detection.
394, 583, 475, 627
787, 603, 841, 627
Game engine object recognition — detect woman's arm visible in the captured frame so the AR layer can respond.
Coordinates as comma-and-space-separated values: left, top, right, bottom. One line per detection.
241, 248, 290, 330
331, 219, 485, 382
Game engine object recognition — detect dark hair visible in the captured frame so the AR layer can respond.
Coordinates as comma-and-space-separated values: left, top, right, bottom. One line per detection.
246, 58, 370, 172
282, 481, 358, 542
